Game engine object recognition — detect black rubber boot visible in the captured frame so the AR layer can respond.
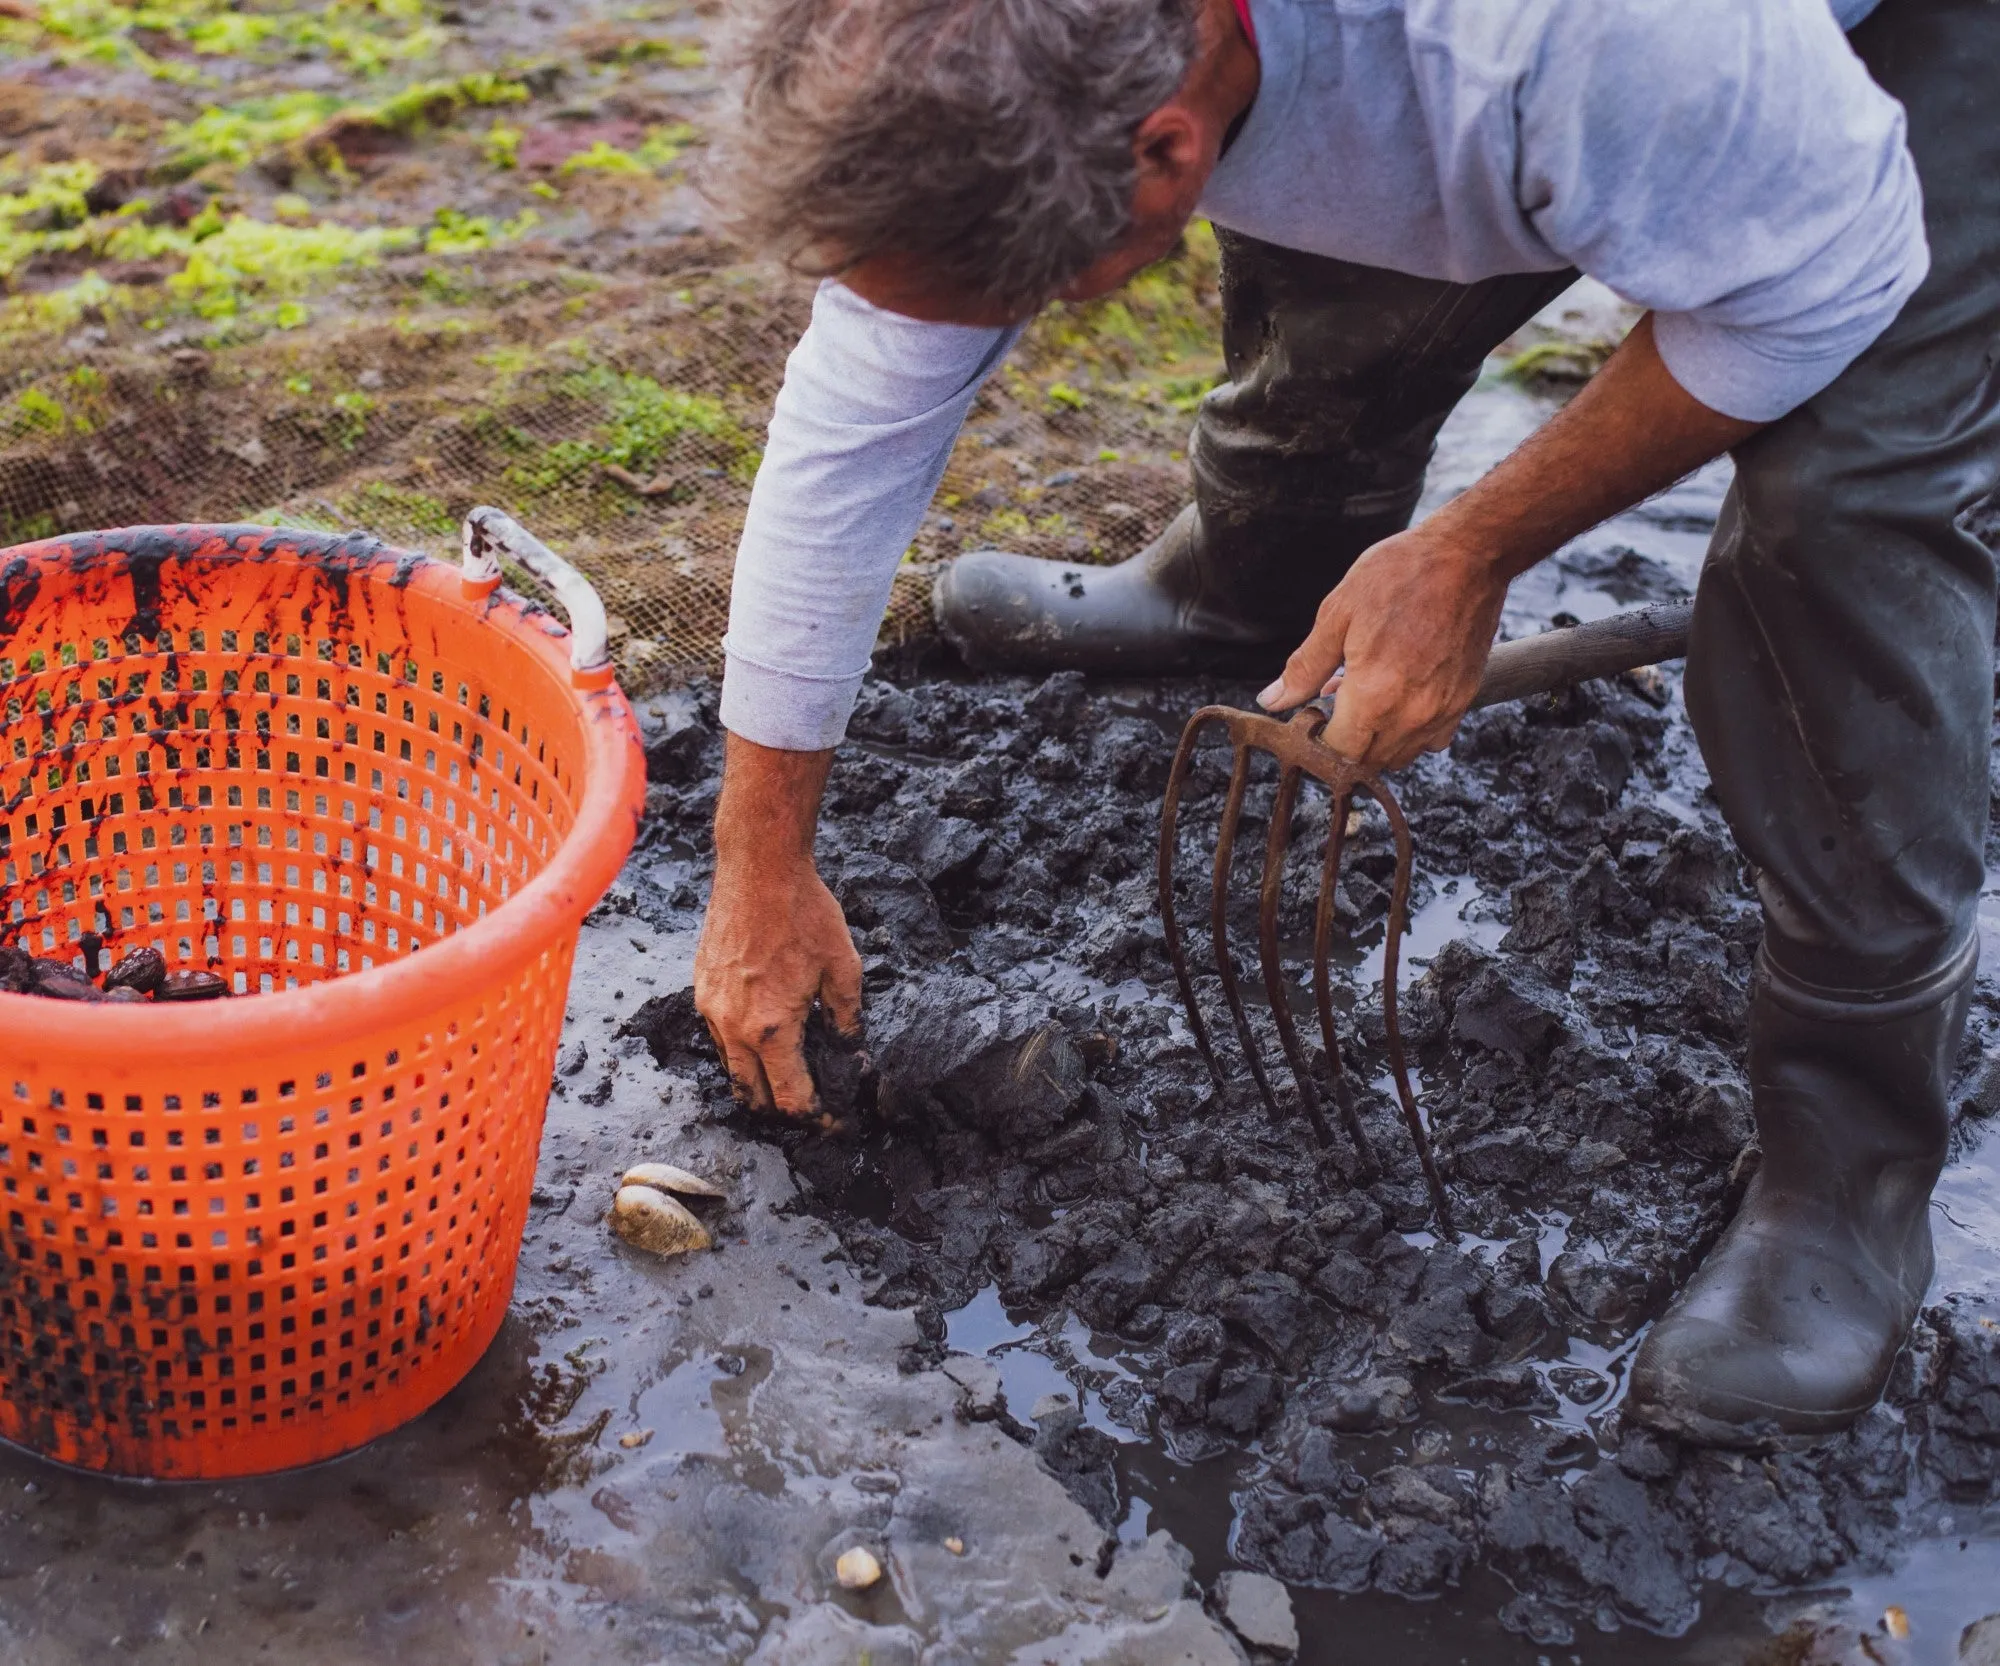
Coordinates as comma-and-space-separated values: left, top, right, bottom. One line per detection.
934, 237, 1575, 675
935, 503, 1289, 676
1626, 944, 1973, 1449
1628, 0, 2000, 1449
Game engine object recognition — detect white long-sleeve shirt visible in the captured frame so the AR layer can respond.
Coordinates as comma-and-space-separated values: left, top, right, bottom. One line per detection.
722, 0, 1921, 751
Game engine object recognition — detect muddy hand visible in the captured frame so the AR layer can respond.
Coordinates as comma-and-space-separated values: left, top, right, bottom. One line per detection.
696, 732, 863, 1118
1257, 525, 1509, 772
694, 852, 862, 1116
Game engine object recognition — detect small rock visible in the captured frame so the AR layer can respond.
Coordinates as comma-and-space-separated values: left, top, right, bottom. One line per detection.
1214, 1570, 1298, 1655
943, 1536, 965, 1556
1309, 1375, 1417, 1433
1440, 1362, 1554, 1412
610, 1186, 712, 1257
619, 1429, 653, 1449
634, 689, 708, 785
1961, 1613, 2000, 1664
1547, 1252, 1652, 1329
847, 681, 915, 745
835, 1545, 883, 1590
940, 1354, 1004, 1420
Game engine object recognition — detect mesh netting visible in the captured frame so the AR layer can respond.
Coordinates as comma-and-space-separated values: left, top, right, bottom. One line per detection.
0, 244, 1218, 691
0, 0, 1226, 695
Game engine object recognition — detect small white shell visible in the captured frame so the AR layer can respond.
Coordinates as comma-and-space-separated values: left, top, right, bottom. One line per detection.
611, 1186, 713, 1257
835, 1546, 883, 1590
621, 1161, 727, 1200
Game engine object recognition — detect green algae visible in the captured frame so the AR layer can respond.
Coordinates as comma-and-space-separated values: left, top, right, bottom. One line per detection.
6, 0, 451, 82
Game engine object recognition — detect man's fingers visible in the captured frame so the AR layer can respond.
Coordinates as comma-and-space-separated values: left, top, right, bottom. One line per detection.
821, 947, 865, 1039
1319, 695, 1384, 771
759, 1025, 820, 1118
720, 1037, 774, 1112
1258, 606, 1350, 713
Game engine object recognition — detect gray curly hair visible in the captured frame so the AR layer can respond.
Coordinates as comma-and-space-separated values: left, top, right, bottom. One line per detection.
706, 0, 1201, 316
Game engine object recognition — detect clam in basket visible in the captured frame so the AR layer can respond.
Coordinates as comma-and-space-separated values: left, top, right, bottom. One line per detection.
0, 510, 645, 1479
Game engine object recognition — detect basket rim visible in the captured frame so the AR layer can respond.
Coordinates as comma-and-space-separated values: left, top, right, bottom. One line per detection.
0, 523, 647, 1065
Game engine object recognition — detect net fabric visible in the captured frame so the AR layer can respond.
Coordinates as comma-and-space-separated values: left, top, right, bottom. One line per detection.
0, 526, 643, 1477
1, 239, 1222, 695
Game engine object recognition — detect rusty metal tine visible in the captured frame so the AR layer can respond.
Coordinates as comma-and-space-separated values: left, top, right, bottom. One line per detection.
1257, 767, 1335, 1148
1311, 790, 1379, 1177
1362, 778, 1456, 1241
1210, 741, 1282, 1117
1157, 711, 1227, 1089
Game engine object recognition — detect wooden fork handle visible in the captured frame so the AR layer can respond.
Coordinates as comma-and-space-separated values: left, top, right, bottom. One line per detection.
1470, 599, 1692, 712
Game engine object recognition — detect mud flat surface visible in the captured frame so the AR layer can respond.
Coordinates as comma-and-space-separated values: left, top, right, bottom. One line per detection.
2, 328, 1999, 1664
4, 4, 2000, 1642
5, 358, 2000, 1666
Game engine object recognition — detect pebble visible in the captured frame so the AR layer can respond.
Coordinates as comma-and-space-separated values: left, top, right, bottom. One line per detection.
835, 1546, 883, 1590
619, 1429, 654, 1449
1214, 1570, 1298, 1656
610, 1186, 712, 1257
943, 1537, 965, 1556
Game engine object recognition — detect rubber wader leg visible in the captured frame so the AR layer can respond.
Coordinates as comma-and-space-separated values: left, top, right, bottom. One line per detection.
934, 239, 1576, 675
1628, 0, 2000, 1448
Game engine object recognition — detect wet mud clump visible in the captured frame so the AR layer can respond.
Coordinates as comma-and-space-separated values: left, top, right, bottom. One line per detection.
638, 642, 2000, 1645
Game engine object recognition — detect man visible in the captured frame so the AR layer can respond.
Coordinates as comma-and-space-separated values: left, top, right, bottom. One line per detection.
695, 0, 1999, 1449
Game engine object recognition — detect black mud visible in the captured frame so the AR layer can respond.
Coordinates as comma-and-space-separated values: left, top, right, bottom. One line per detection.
630, 567, 2000, 1650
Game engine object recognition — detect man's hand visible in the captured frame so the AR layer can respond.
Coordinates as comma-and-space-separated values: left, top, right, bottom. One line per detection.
1256, 314, 1761, 764
693, 733, 862, 1116
1256, 526, 1510, 772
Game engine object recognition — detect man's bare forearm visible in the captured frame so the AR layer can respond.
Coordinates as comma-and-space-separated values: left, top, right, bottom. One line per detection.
1430, 313, 1762, 578
714, 732, 835, 863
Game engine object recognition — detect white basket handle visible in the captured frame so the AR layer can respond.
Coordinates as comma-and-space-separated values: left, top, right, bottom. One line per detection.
461, 507, 612, 677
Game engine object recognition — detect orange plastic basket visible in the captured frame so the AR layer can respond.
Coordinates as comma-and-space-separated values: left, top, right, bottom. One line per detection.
0, 514, 645, 1478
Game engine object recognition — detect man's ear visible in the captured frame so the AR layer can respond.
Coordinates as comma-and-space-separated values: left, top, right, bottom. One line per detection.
1132, 103, 1205, 193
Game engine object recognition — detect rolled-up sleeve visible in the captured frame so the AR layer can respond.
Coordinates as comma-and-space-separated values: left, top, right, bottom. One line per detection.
720, 281, 1019, 751
1520, 0, 1928, 423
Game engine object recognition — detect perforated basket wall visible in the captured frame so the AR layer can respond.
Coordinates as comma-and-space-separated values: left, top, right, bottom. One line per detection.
0, 524, 645, 1479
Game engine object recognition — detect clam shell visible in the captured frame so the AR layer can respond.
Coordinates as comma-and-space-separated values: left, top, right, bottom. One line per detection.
620, 1161, 726, 1200
610, 1185, 713, 1257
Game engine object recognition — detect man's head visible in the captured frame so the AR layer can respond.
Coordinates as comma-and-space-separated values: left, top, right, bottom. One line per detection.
708, 0, 1256, 324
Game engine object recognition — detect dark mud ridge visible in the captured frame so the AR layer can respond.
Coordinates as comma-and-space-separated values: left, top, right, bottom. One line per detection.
621, 626, 2000, 1647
